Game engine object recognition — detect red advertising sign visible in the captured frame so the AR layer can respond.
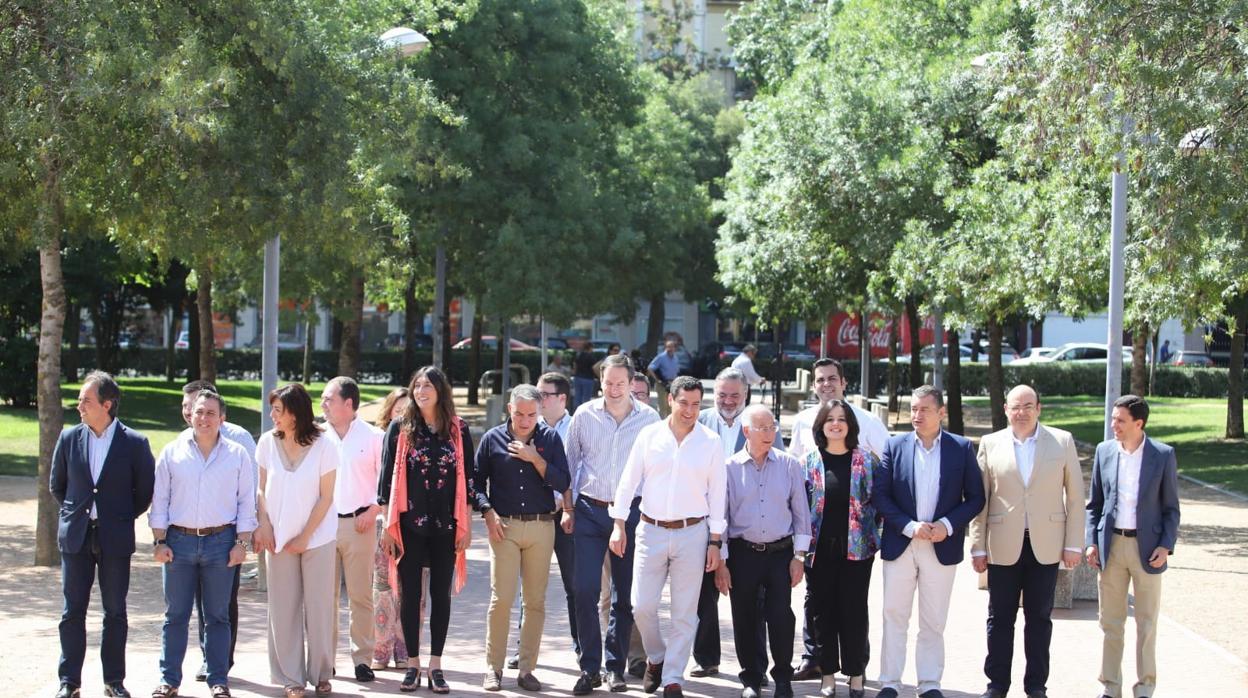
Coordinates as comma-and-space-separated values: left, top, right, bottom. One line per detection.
818, 312, 939, 359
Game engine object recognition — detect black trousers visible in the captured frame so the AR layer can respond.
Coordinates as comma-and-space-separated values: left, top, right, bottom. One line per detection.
59, 526, 130, 686
696, 570, 768, 670
196, 565, 241, 669
726, 541, 795, 688
801, 565, 871, 672
397, 530, 456, 657
810, 552, 873, 677
984, 534, 1059, 693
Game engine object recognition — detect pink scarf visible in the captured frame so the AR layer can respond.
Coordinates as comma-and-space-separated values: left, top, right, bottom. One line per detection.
384, 416, 469, 595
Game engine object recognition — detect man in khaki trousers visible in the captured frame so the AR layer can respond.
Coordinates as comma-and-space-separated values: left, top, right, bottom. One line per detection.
472, 384, 571, 692
320, 377, 384, 682
970, 385, 1084, 698
1085, 395, 1180, 698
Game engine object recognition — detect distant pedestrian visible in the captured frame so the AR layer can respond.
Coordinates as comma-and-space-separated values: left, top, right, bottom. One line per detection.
647, 340, 681, 417
573, 346, 598, 410
1158, 340, 1173, 364
731, 345, 767, 403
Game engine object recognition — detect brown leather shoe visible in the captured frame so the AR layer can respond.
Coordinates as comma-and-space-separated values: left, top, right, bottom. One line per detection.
516, 673, 541, 692
643, 662, 664, 693
792, 663, 822, 681
662, 684, 683, 698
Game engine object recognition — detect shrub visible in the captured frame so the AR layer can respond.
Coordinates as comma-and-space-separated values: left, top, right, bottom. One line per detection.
0, 336, 38, 407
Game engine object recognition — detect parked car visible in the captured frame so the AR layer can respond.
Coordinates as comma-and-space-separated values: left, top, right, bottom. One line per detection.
962, 340, 1020, 363
1017, 346, 1056, 361
694, 341, 747, 377
381, 333, 433, 349
756, 343, 817, 362
1011, 342, 1133, 365
175, 330, 189, 349
451, 336, 540, 352
1169, 350, 1213, 367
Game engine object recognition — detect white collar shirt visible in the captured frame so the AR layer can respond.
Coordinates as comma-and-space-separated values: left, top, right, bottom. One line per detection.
87, 419, 119, 519
609, 420, 727, 535
708, 411, 743, 460
1013, 428, 1039, 529
913, 432, 943, 524
325, 416, 385, 514
1115, 437, 1146, 530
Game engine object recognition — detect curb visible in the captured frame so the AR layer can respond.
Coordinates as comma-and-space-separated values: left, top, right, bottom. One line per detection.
1177, 472, 1248, 502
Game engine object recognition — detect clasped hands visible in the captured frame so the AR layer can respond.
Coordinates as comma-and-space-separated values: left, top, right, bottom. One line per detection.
912, 521, 948, 542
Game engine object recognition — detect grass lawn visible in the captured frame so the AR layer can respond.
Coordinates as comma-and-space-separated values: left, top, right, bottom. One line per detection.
1037, 395, 1248, 495
0, 379, 399, 477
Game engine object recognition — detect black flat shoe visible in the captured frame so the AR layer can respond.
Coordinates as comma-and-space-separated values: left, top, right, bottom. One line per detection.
55, 684, 80, 698
354, 664, 375, 682
104, 684, 131, 698
400, 668, 421, 692
573, 671, 596, 696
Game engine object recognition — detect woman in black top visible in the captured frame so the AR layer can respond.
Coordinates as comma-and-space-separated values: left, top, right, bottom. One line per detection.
802, 400, 883, 698
379, 366, 473, 694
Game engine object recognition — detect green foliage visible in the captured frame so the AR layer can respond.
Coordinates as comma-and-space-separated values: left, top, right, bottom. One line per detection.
0, 337, 37, 407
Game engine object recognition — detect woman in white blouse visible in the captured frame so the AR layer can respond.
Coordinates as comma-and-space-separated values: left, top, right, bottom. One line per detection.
252, 384, 338, 698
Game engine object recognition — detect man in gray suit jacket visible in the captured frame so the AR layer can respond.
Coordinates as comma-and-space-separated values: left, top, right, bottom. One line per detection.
690, 367, 750, 677
1085, 395, 1180, 698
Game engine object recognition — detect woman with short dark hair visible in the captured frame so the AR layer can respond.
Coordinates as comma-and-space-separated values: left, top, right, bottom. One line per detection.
252, 384, 339, 698
803, 399, 883, 698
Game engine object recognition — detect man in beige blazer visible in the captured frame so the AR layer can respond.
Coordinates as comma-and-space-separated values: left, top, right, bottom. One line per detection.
970, 385, 1084, 698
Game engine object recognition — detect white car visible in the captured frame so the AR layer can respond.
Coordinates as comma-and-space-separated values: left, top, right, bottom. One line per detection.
1017, 346, 1055, 361
1011, 342, 1133, 365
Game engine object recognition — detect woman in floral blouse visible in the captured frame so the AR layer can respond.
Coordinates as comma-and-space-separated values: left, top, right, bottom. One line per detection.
378, 368, 473, 693
803, 399, 883, 698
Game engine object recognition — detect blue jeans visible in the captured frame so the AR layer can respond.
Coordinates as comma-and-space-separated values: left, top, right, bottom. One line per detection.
573, 377, 596, 411
161, 527, 236, 687
573, 497, 640, 674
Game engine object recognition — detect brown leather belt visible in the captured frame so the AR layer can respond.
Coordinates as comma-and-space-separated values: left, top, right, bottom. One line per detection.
730, 535, 793, 554
502, 513, 559, 522
169, 524, 233, 536
582, 496, 613, 508
641, 513, 706, 530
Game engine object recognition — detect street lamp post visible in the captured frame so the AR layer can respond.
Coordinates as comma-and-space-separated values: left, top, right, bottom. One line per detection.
1103, 115, 1131, 441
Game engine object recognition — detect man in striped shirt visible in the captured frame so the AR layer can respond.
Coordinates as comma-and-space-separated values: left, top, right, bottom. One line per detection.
565, 354, 660, 694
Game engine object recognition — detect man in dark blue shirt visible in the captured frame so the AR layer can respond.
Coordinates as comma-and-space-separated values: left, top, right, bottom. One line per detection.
473, 384, 571, 692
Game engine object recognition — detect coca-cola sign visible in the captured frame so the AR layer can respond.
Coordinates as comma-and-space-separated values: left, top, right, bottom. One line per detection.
822, 311, 936, 359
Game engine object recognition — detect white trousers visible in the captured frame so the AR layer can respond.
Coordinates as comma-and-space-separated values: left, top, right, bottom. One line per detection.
879, 539, 958, 693
631, 520, 708, 688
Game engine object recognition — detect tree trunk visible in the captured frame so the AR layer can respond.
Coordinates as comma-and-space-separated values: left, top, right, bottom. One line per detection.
338, 273, 365, 379
64, 301, 79, 382
302, 314, 314, 384
970, 329, 982, 362
1227, 294, 1247, 439
196, 263, 216, 384
468, 307, 484, 405
1131, 322, 1149, 398
644, 291, 667, 368
906, 297, 922, 387
887, 313, 900, 412
35, 170, 67, 567
165, 313, 181, 383
402, 272, 421, 385
946, 328, 964, 435
186, 292, 201, 381
987, 317, 1006, 431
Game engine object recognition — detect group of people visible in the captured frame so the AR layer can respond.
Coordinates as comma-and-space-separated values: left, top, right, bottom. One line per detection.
50, 354, 1180, 698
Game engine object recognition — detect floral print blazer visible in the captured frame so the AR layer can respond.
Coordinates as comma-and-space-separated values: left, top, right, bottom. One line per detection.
804, 446, 882, 566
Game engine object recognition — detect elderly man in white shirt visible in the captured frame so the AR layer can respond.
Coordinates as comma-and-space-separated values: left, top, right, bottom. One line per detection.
730, 345, 767, 398
609, 376, 727, 698
321, 377, 385, 683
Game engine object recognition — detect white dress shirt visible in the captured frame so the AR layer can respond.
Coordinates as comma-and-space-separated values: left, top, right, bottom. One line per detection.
609, 420, 727, 535
731, 353, 766, 386
904, 433, 953, 538
541, 411, 572, 507
325, 416, 384, 514
1014, 429, 1038, 531
87, 419, 119, 519
703, 410, 743, 459
1115, 437, 1146, 530
789, 401, 889, 461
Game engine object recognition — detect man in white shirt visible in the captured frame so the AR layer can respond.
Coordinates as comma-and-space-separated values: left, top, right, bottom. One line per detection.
321, 377, 385, 682
180, 380, 257, 683
1085, 395, 1180, 698
787, 358, 889, 681
789, 358, 889, 461
969, 385, 1084, 698
730, 345, 767, 400
609, 376, 727, 698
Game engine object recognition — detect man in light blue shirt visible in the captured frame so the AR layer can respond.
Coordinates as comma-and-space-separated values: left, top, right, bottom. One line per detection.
647, 339, 682, 417
150, 390, 256, 697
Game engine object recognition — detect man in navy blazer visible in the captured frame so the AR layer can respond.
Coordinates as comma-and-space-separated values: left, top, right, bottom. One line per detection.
873, 386, 985, 698
1085, 395, 1179, 698
49, 371, 155, 698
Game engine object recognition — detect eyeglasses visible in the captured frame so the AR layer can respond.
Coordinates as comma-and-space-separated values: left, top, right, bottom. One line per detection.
539, 391, 561, 400
748, 425, 778, 433
631, 391, 650, 400
1006, 403, 1037, 413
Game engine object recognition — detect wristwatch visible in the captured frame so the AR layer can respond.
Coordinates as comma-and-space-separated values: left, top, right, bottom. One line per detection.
708, 539, 723, 549
235, 538, 252, 552
794, 550, 808, 562
153, 539, 167, 548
